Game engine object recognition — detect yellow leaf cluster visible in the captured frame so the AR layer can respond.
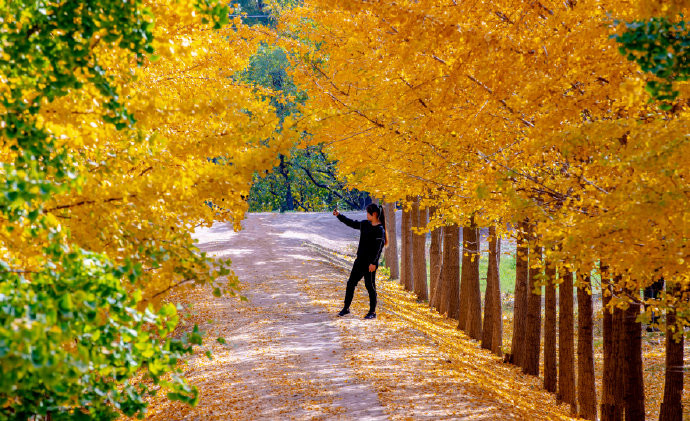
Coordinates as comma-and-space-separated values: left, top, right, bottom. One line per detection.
278, 0, 690, 305
1, 1, 297, 302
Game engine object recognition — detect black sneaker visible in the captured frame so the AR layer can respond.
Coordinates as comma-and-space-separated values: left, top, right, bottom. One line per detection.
337, 309, 350, 317
364, 312, 376, 319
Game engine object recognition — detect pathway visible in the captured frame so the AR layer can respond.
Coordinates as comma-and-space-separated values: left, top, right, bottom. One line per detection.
143, 212, 573, 420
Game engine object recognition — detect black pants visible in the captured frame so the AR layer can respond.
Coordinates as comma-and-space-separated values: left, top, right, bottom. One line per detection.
343, 259, 377, 313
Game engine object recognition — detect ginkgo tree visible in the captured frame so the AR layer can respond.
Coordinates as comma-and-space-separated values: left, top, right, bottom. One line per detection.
0, 0, 295, 419
279, 0, 689, 419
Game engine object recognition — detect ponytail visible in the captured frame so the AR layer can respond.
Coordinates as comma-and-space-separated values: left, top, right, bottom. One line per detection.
366, 202, 388, 245
378, 204, 389, 246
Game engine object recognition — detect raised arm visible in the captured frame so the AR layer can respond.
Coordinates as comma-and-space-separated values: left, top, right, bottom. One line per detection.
334, 211, 362, 230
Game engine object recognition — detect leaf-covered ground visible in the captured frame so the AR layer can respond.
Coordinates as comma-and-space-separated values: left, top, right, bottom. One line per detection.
140, 212, 579, 420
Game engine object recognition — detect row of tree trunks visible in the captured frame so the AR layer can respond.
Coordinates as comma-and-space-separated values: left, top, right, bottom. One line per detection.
391, 204, 680, 420
383, 201, 399, 280
598, 283, 646, 421
481, 226, 502, 355
412, 198, 428, 300
399, 206, 504, 357
397, 209, 677, 421
397, 211, 677, 421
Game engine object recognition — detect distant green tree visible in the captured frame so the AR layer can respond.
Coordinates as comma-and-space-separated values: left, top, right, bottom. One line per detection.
233, 0, 278, 27
238, 40, 369, 212
614, 17, 690, 108
249, 145, 371, 212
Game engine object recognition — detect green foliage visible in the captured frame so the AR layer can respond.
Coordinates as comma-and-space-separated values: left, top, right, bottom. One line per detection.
232, 0, 300, 27
614, 17, 690, 107
0, 251, 198, 420
477, 252, 516, 295
233, 0, 278, 27
249, 144, 371, 212
237, 45, 306, 119
0, 0, 156, 223
238, 45, 369, 212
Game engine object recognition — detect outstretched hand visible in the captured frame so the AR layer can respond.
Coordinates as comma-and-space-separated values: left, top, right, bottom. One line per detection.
332, 209, 340, 216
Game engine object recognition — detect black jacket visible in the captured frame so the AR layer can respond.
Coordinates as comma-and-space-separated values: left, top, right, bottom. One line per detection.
337, 214, 385, 265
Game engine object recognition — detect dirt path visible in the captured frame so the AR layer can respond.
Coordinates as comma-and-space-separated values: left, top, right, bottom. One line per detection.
144, 212, 574, 420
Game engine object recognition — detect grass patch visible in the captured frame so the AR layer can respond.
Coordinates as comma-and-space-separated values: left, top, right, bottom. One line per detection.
477, 252, 516, 295
416, 251, 517, 295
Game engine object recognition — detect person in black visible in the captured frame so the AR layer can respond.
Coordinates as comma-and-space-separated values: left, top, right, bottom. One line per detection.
333, 203, 388, 319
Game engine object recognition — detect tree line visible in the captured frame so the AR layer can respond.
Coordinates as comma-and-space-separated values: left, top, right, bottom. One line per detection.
381, 203, 669, 420
279, 0, 690, 419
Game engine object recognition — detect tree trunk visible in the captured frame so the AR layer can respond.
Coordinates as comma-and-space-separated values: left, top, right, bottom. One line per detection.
577, 276, 597, 420
462, 225, 482, 340
439, 224, 460, 320
412, 198, 428, 301
428, 207, 443, 310
458, 226, 469, 330
623, 288, 645, 421
601, 269, 624, 421
558, 268, 576, 414
602, 275, 614, 419
401, 202, 413, 291
481, 226, 502, 355
660, 283, 683, 421
523, 229, 541, 376
510, 220, 529, 367
400, 203, 409, 287
543, 259, 557, 393
383, 202, 399, 280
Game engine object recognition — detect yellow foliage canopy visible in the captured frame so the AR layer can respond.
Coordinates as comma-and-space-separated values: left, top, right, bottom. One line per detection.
279, 0, 689, 305
1, 1, 297, 302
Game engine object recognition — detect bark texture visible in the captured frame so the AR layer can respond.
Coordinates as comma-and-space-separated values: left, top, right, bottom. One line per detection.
458, 226, 469, 330
659, 283, 684, 421
558, 269, 576, 414
412, 199, 428, 300
523, 237, 542, 376
383, 202, 399, 280
577, 276, 597, 420
460, 225, 482, 339
601, 271, 624, 421
439, 224, 460, 320
623, 290, 645, 421
543, 260, 557, 393
401, 203, 413, 291
428, 208, 443, 310
510, 220, 529, 367
481, 226, 502, 355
